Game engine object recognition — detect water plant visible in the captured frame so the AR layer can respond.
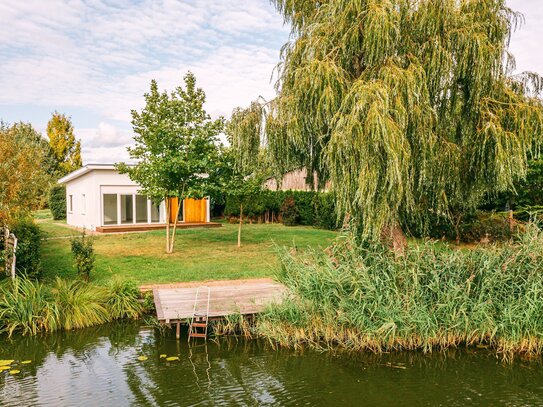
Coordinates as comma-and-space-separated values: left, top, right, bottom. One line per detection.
51, 278, 109, 330
257, 224, 543, 359
105, 278, 143, 320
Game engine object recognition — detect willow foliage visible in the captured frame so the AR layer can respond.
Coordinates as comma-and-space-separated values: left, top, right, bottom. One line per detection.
270, 0, 543, 239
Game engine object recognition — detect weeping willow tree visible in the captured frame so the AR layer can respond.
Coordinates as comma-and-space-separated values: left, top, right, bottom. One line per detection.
269, 0, 543, 245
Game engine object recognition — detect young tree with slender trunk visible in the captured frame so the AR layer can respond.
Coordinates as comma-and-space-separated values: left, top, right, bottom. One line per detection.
117, 72, 223, 254
268, 0, 543, 250
224, 102, 267, 247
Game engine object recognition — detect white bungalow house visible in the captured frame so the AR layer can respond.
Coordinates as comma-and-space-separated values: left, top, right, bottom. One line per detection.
58, 164, 212, 232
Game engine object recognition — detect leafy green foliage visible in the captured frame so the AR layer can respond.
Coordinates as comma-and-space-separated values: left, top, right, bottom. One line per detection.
269, 0, 543, 240
70, 232, 95, 281
47, 112, 82, 177
259, 224, 543, 358
280, 196, 299, 226
10, 216, 42, 279
117, 72, 223, 253
48, 185, 66, 220
224, 190, 339, 229
0, 122, 53, 224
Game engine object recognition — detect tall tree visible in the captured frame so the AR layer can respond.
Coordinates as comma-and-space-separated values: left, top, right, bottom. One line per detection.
0, 122, 52, 225
47, 112, 82, 176
117, 72, 223, 254
269, 0, 543, 247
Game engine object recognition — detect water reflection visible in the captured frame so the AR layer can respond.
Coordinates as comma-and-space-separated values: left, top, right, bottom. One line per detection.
1, 322, 543, 406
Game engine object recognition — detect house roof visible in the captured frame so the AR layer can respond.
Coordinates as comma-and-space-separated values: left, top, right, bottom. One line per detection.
57, 164, 133, 184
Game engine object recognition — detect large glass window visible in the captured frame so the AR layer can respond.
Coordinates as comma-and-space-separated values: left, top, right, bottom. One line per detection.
103, 194, 117, 225
135, 195, 148, 223
120, 195, 133, 224
150, 201, 160, 223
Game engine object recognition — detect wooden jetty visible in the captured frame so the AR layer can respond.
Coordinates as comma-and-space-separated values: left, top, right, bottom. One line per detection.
146, 279, 286, 339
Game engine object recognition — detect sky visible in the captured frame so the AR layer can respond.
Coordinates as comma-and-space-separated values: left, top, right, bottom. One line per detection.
0, 0, 541, 164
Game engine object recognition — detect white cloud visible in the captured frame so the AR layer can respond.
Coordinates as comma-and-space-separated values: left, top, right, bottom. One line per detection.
0, 0, 288, 163
1, 0, 541, 166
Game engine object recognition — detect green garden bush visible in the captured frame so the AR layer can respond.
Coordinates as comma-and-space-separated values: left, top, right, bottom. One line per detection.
71, 232, 95, 281
10, 216, 42, 279
48, 184, 66, 220
224, 190, 338, 230
280, 196, 299, 226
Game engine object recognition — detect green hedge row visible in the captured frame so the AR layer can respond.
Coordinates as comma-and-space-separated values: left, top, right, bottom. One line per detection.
48, 185, 66, 220
224, 190, 339, 230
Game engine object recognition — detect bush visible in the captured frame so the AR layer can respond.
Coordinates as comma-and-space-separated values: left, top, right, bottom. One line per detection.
10, 216, 42, 279
258, 224, 543, 358
106, 278, 144, 319
280, 196, 299, 226
48, 184, 66, 220
224, 190, 338, 229
71, 232, 95, 281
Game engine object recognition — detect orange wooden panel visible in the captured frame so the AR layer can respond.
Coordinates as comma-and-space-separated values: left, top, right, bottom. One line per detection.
169, 197, 179, 223
184, 198, 206, 223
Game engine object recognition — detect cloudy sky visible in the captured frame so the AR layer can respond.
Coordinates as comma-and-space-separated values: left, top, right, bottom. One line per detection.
0, 0, 541, 163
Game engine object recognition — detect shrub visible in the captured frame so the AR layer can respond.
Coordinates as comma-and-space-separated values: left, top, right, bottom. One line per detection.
71, 232, 95, 281
48, 184, 66, 220
224, 190, 338, 229
10, 216, 42, 279
280, 196, 299, 226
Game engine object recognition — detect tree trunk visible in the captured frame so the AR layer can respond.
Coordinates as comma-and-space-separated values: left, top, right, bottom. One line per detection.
381, 222, 407, 256
165, 197, 171, 253
238, 203, 243, 248
168, 198, 183, 253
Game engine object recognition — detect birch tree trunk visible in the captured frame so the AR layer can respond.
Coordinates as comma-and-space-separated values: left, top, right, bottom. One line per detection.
238, 203, 243, 248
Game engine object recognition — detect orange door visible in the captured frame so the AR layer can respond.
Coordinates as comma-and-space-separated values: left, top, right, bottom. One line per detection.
184, 198, 206, 223
168, 197, 179, 223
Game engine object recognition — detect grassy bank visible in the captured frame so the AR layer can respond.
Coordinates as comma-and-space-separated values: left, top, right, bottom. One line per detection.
256, 226, 543, 359
37, 212, 336, 284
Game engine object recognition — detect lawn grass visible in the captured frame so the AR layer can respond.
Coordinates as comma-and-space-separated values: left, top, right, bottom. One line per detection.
38, 211, 337, 285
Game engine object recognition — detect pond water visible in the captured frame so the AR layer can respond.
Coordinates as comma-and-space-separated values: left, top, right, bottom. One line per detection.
1, 322, 542, 406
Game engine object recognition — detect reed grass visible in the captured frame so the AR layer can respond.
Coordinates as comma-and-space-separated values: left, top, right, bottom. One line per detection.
256, 224, 543, 359
0, 277, 145, 336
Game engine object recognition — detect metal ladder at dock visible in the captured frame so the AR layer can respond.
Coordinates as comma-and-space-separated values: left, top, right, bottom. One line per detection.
188, 286, 211, 341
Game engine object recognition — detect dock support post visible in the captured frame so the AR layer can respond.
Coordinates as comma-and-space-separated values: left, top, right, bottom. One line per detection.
176, 322, 181, 340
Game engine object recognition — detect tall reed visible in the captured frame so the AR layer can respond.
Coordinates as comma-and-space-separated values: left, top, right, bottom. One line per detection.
257, 225, 543, 358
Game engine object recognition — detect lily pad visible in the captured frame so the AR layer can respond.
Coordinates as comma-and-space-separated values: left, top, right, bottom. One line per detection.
9, 370, 20, 375
159, 354, 167, 359
21, 360, 32, 365
137, 356, 148, 361
166, 356, 180, 361
0, 366, 10, 371
0, 360, 14, 366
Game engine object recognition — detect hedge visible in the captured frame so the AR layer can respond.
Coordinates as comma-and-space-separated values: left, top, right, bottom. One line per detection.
224, 190, 339, 230
48, 184, 66, 220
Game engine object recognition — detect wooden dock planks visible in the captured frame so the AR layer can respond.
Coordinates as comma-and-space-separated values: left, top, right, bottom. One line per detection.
151, 279, 286, 322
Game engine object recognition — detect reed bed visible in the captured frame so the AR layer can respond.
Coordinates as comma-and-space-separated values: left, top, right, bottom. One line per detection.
256, 225, 543, 359
0, 276, 145, 336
